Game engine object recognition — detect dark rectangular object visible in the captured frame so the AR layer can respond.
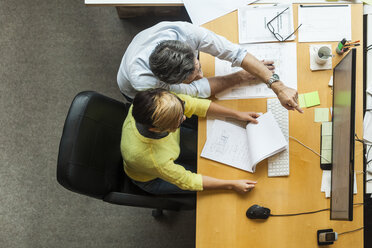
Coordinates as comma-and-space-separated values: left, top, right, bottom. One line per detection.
330, 48, 356, 221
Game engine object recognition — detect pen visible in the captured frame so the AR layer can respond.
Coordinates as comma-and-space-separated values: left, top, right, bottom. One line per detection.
299, 4, 348, 8
345, 40, 360, 45
344, 44, 360, 48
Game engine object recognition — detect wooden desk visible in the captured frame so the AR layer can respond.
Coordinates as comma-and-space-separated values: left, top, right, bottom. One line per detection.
196, 4, 364, 248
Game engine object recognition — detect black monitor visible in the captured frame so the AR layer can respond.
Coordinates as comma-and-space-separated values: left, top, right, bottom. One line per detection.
330, 48, 356, 221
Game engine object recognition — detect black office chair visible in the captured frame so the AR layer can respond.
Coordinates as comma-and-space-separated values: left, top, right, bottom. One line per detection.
57, 91, 195, 217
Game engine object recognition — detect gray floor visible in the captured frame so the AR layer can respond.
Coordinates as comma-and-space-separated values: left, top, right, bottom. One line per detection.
0, 1, 195, 247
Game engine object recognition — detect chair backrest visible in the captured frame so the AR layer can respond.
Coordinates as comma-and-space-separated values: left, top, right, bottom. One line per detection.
57, 91, 128, 199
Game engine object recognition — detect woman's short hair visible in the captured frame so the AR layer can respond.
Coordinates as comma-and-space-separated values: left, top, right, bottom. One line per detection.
132, 88, 184, 132
149, 40, 195, 85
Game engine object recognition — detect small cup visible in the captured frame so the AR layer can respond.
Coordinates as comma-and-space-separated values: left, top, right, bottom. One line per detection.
315, 46, 332, 65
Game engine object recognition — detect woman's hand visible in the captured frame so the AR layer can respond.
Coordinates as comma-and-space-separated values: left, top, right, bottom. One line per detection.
232, 180, 257, 194
235, 112, 260, 124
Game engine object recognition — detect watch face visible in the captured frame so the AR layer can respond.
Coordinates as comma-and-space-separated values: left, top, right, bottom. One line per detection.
272, 74, 279, 80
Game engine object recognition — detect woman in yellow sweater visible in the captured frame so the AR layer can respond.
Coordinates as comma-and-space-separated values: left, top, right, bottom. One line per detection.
121, 88, 259, 195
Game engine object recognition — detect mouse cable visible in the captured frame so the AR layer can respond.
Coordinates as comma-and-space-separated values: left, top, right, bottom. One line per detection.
289, 136, 330, 163
338, 226, 364, 236
270, 203, 364, 217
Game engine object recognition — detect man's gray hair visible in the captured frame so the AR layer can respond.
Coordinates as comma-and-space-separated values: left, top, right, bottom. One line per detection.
149, 40, 195, 85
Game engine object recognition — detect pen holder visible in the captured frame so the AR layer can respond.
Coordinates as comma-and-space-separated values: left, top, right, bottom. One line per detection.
336, 46, 344, 55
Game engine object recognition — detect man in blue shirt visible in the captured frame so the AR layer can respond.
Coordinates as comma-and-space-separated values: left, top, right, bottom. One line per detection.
117, 21, 302, 112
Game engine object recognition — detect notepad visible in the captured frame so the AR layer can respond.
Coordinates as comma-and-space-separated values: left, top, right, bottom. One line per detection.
201, 112, 287, 173
299, 91, 320, 108
314, 108, 329, 122
322, 122, 332, 136
304, 91, 320, 107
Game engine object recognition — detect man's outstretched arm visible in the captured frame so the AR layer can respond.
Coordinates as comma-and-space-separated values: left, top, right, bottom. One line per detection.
240, 53, 303, 113
208, 60, 275, 96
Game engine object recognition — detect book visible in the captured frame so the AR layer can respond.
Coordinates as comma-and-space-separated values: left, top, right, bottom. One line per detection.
201, 111, 287, 173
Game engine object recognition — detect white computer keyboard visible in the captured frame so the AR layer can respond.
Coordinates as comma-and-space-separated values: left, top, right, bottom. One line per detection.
267, 98, 290, 177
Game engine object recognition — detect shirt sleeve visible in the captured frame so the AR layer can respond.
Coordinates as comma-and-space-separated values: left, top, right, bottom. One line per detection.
176, 93, 211, 118
154, 159, 203, 191
184, 23, 248, 67
129, 63, 211, 98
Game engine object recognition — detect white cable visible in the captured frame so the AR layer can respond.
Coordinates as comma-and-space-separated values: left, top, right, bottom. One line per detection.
289, 136, 331, 163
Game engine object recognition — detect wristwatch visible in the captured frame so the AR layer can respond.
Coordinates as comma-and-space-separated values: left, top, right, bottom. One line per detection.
266, 73, 280, 88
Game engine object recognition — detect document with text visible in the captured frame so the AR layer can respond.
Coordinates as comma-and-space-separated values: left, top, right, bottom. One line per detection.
201, 112, 287, 173
215, 42, 297, 100
238, 4, 295, 44
298, 4, 351, 42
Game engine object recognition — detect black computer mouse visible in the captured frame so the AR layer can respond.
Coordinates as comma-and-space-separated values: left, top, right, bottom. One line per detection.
246, 204, 271, 219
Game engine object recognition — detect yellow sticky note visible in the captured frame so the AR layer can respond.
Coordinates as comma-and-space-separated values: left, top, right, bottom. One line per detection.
314, 108, 329, 122
322, 122, 332, 135
321, 135, 332, 150
298, 94, 306, 108
304, 91, 320, 107
321, 149, 332, 164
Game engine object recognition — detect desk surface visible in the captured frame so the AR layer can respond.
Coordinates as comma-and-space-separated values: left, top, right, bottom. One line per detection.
196, 4, 364, 248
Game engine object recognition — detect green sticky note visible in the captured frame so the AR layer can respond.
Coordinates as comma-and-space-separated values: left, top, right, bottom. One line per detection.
321, 149, 332, 164
321, 135, 332, 150
304, 91, 320, 107
314, 108, 329, 122
298, 94, 306, 108
322, 122, 332, 136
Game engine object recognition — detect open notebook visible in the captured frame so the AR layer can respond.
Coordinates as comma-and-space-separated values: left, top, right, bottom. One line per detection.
201, 112, 287, 173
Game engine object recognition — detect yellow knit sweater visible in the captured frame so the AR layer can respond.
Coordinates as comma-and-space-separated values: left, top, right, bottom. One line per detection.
120, 94, 211, 191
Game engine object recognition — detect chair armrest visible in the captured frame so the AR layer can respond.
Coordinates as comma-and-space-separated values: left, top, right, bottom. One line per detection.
103, 192, 195, 211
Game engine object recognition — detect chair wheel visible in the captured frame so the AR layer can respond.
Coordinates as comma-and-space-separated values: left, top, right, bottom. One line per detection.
152, 209, 163, 217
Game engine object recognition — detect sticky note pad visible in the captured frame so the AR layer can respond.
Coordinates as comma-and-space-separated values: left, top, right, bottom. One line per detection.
298, 94, 306, 108
322, 122, 332, 135
321, 149, 332, 164
321, 135, 332, 150
304, 91, 320, 107
314, 108, 329, 122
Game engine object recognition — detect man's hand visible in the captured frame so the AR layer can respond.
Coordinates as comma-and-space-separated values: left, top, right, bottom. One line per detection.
271, 81, 303, 113
232, 180, 257, 194
235, 112, 260, 124
237, 60, 275, 82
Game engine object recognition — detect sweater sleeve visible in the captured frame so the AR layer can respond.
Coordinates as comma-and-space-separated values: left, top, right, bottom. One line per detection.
176, 94, 211, 118
153, 158, 203, 191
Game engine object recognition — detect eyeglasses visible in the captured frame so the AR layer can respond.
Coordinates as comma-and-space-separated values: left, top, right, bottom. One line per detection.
266, 7, 302, 42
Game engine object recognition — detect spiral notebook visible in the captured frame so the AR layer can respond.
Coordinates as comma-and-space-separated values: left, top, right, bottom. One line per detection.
201, 112, 287, 173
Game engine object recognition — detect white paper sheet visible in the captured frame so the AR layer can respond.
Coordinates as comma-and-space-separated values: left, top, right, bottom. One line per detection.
364, 111, 372, 143
183, 0, 257, 26
321, 171, 357, 198
366, 146, 372, 194
215, 42, 297, 100
201, 112, 287, 172
298, 4, 351, 42
201, 120, 254, 172
238, 4, 295, 44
